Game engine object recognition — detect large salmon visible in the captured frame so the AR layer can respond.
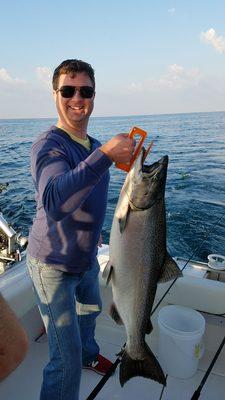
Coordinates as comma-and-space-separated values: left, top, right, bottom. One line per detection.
105, 149, 182, 387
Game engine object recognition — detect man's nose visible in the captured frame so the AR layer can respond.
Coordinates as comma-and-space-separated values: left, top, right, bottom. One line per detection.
72, 89, 82, 99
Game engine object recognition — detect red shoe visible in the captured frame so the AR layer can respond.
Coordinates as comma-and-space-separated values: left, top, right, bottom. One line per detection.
83, 354, 113, 375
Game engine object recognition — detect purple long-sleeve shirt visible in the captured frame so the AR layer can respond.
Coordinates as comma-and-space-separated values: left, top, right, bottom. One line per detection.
27, 126, 112, 273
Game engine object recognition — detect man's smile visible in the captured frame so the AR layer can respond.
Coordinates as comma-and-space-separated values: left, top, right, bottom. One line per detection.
69, 105, 84, 111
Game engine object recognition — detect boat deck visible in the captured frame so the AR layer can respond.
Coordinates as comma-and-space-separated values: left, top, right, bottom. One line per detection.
1, 247, 225, 399
1, 292, 225, 400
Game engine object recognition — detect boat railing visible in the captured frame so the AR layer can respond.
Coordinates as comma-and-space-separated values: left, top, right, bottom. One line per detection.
0, 212, 28, 274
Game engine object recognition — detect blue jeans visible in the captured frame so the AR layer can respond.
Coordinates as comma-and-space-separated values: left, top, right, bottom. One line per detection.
27, 256, 102, 400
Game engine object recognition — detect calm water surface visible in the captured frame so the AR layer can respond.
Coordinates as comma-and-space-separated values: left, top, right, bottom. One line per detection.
0, 112, 224, 262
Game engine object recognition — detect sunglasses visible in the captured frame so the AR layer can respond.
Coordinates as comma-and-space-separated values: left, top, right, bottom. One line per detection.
56, 85, 95, 99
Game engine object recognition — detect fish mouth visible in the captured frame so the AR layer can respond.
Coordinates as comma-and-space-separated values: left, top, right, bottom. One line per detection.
142, 155, 168, 175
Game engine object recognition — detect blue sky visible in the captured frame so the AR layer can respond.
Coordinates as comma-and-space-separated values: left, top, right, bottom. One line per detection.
1, 0, 225, 118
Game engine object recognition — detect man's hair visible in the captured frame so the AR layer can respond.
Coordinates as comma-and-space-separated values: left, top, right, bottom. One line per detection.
52, 59, 95, 90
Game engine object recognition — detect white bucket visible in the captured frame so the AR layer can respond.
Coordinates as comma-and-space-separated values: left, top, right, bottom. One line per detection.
158, 305, 205, 379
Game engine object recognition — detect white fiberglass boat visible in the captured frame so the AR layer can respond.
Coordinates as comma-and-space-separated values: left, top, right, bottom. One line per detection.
1, 214, 225, 400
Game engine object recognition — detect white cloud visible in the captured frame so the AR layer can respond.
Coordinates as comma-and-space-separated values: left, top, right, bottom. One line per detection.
168, 8, 176, 16
0, 68, 13, 82
0, 66, 55, 118
36, 66, 52, 86
0, 66, 52, 87
200, 28, 225, 53
128, 64, 201, 92
168, 64, 184, 75
0, 68, 26, 84
95, 70, 225, 117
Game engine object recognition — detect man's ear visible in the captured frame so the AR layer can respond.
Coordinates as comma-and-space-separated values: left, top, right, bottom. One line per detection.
53, 90, 57, 102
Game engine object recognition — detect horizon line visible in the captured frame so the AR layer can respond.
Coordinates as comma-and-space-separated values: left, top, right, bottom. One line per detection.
0, 109, 225, 121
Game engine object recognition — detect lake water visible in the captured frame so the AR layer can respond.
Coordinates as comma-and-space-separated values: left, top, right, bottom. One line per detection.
0, 111, 225, 262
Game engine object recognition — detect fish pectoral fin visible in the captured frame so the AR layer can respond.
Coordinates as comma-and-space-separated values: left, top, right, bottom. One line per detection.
109, 303, 124, 325
119, 343, 166, 387
102, 261, 113, 285
158, 253, 183, 283
118, 205, 131, 234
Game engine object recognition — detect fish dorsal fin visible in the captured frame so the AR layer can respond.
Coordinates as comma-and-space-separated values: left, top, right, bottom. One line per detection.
158, 253, 182, 283
102, 261, 113, 285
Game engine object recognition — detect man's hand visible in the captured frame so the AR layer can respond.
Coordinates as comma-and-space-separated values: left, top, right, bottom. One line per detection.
99, 134, 135, 164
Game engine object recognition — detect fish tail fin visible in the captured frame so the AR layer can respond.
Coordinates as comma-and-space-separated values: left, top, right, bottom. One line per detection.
120, 344, 166, 387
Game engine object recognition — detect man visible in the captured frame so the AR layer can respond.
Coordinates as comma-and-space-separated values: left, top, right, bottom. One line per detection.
27, 59, 135, 400
0, 293, 28, 380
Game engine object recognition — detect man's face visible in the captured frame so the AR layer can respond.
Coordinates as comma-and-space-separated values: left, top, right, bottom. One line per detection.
53, 71, 95, 133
